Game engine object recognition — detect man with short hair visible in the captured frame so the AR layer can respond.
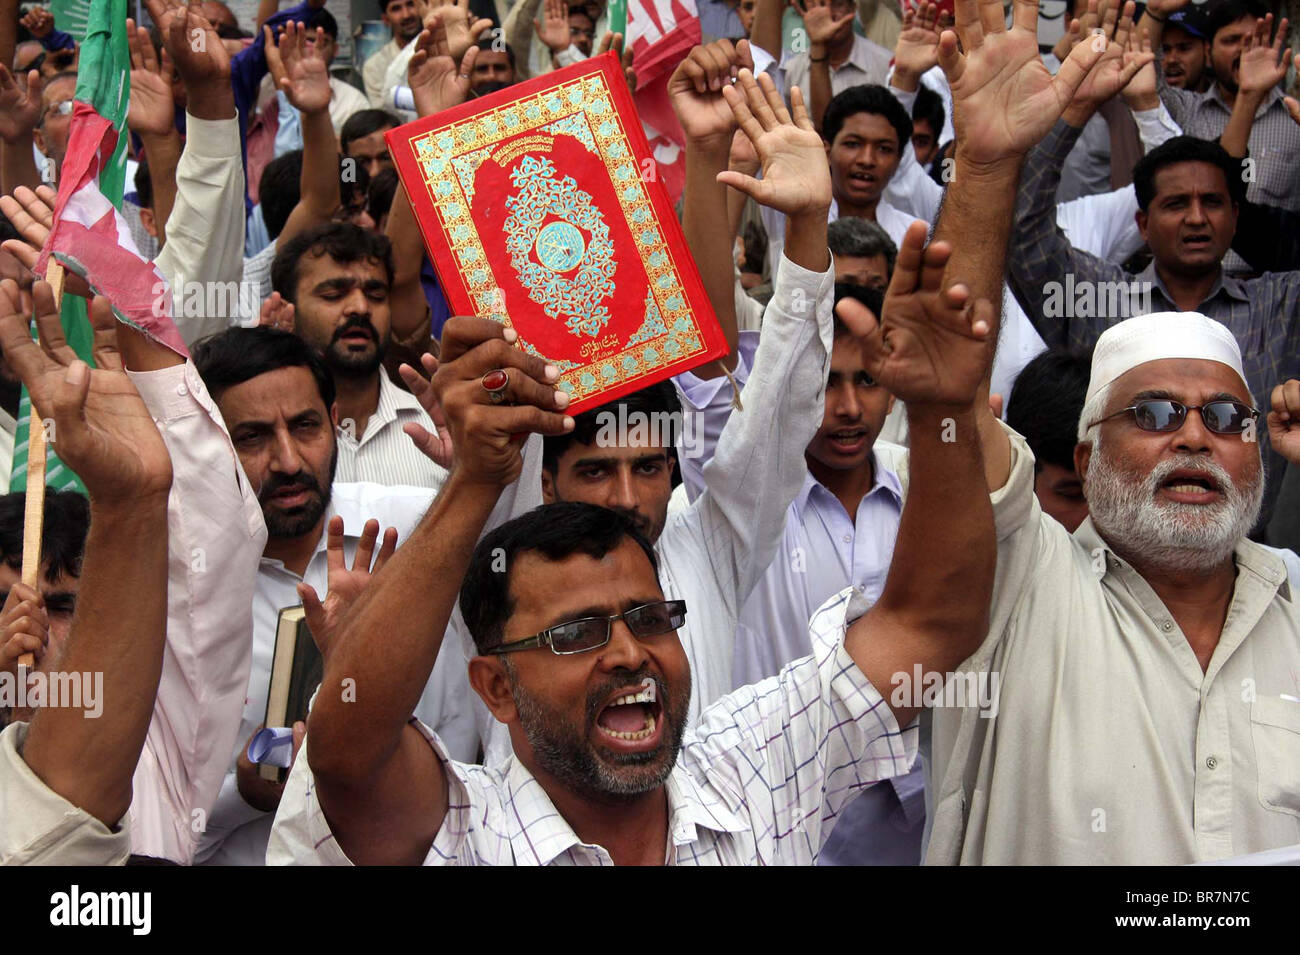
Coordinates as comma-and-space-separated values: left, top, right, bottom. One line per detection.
909, 85, 944, 169
470, 38, 517, 95
1145, 0, 1300, 212
271, 222, 447, 489
827, 216, 895, 291
191, 325, 537, 864
340, 108, 399, 180
1160, 7, 1211, 91
363, 0, 423, 107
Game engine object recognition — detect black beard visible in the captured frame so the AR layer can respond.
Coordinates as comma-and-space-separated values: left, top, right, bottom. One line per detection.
260, 446, 337, 539
325, 316, 388, 378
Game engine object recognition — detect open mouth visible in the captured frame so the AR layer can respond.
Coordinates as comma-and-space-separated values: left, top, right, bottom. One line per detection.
1158, 470, 1222, 504
594, 679, 664, 750
847, 171, 876, 189
827, 428, 869, 452
1182, 234, 1212, 248
269, 484, 314, 508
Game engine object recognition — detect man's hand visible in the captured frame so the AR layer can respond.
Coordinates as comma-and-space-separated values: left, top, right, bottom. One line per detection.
142, 0, 231, 88
668, 39, 752, 147
236, 722, 306, 813
538, 0, 572, 54
399, 352, 456, 470
715, 70, 830, 219
127, 20, 178, 138
0, 583, 49, 676
267, 21, 333, 115
407, 12, 479, 117
298, 517, 398, 661
434, 0, 492, 64
794, 0, 854, 47
19, 7, 55, 40
0, 285, 173, 505
893, 0, 942, 89
430, 317, 572, 488
598, 32, 638, 92
1061, 0, 1153, 124
1267, 379, 1300, 466
0, 185, 92, 299
0, 65, 41, 145
940, 0, 1119, 167
836, 220, 995, 407
1238, 14, 1291, 99
258, 291, 296, 331
1119, 24, 1158, 112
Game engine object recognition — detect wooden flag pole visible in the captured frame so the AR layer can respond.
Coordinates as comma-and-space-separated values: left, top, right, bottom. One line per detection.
16, 261, 64, 670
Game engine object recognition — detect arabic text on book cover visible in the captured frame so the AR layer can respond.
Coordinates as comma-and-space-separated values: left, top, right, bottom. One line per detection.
386, 52, 726, 414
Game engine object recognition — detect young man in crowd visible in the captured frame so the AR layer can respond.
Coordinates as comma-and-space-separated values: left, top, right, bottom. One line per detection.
363, 0, 423, 107
1160, 6, 1211, 91
828, 216, 894, 291
340, 108, 399, 181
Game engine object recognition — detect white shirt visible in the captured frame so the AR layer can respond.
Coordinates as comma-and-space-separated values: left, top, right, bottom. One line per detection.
268, 588, 917, 865
335, 372, 450, 490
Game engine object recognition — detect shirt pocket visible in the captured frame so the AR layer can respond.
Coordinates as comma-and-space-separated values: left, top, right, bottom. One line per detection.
1250, 697, 1300, 816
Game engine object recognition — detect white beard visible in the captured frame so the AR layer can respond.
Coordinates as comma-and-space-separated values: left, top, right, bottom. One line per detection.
1084, 446, 1264, 575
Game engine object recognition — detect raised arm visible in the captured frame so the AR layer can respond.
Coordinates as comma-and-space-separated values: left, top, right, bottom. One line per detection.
750, 0, 786, 60
671, 39, 755, 377
305, 319, 570, 865
797, 0, 853, 133
884, 0, 945, 221
0, 65, 42, 195
0, 284, 173, 833
126, 20, 182, 247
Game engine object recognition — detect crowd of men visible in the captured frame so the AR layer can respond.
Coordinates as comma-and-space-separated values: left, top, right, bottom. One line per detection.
1, 0, 1300, 866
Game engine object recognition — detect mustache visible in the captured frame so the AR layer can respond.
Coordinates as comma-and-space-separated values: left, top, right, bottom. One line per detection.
1144, 454, 1234, 499
586, 668, 667, 725
331, 315, 378, 344
259, 470, 324, 505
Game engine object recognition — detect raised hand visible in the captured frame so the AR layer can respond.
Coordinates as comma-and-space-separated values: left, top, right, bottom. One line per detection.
399, 352, 455, 470
142, 0, 231, 87
0, 65, 42, 145
435, 0, 493, 64
894, 0, 943, 83
258, 291, 296, 331
795, 0, 854, 47
0, 185, 92, 298
538, 0, 572, 53
0, 285, 172, 504
1119, 23, 1158, 111
127, 19, 178, 138
0, 583, 49, 676
19, 7, 55, 39
407, 12, 479, 117
430, 317, 572, 488
267, 21, 332, 115
598, 31, 638, 92
668, 39, 753, 147
715, 70, 830, 218
938, 0, 1124, 165
1064, 1, 1153, 115
835, 220, 995, 407
1238, 14, 1291, 98
298, 516, 398, 660
1267, 379, 1300, 466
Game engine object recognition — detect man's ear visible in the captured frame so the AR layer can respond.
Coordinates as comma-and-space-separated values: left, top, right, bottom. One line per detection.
541, 467, 557, 503
468, 656, 519, 724
138, 206, 158, 239
1135, 208, 1148, 242
1074, 440, 1092, 484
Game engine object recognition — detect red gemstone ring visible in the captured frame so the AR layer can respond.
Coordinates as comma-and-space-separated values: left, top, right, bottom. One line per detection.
481, 368, 510, 404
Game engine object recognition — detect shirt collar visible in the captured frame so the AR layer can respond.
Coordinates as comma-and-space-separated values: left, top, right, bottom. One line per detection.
1136, 261, 1250, 307
797, 449, 904, 515
499, 751, 750, 865
1073, 516, 1291, 601
1206, 82, 1282, 113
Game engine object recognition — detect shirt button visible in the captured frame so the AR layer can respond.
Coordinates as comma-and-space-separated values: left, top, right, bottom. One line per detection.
1161, 620, 1174, 632
1206, 756, 1218, 770
842, 535, 851, 543
176, 383, 188, 396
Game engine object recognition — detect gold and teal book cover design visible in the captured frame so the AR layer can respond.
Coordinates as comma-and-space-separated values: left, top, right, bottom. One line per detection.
386, 52, 726, 414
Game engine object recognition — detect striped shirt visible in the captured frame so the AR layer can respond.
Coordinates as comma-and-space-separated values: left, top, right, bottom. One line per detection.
334, 371, 449, 490
267, 587, 916, 865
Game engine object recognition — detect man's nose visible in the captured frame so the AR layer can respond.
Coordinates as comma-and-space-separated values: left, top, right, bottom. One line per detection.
1174, 408, 1213, 453
606, 467, 639, 511
269, 426, 306, 474
596, 618, 650, 673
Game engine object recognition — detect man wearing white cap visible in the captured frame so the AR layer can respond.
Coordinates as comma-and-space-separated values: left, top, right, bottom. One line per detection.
883, 0, 1300, 858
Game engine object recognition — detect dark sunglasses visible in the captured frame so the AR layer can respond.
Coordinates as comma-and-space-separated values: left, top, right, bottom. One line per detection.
1089, 399, 1258, 435
488, 600, 687, 656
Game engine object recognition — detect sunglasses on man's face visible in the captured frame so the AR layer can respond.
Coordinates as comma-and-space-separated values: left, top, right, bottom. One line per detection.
489, 600, 687, 656
1089, 398, 1259, 435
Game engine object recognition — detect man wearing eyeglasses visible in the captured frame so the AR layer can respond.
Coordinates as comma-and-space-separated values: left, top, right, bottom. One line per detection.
32, 70, 74, 183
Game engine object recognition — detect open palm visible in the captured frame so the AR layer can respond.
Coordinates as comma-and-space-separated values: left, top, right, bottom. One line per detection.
0, 66, 41, 144
408, 14, 478, 116
272, 22, 333, 114
0, 284, 172, 503
127, 21, 177, 137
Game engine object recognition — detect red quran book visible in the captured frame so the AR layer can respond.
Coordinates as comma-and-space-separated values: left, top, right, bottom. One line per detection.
386, 52, 726, 415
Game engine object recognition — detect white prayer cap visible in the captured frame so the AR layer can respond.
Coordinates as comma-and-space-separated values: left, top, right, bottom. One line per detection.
1085, 311, 1248, 405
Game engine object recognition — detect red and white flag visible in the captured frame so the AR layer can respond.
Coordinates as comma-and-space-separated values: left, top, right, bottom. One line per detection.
626, 0, 701, 203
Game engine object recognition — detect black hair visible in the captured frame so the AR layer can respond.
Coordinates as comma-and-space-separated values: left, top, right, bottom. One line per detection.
542, 380, 681, 473
259, 150, 303, 240
911, 86, 945, 139
460, 502, 659, 653
339, 154, 372, 213
476, 36, 516, 69
1206, 0, 1266, 43
831, 282, 884, 339
368, 166, 400, 224
822, 84, 912, 150
313, 8, 339, 39
271, 222, 394, 304
216, 24, 252, 39
827, 216, 897, 274
341, 108, 400, 153
134, 160, 152, 211
0, 490, 89, 584
1131, 135, 1246, 211
1005, 347, 1092, 473
192, 325, 336, 409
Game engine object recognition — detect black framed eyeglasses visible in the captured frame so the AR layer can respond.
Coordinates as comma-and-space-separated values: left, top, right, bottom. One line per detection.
488, 600, 687, 656
1088, 399, 1258, 435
